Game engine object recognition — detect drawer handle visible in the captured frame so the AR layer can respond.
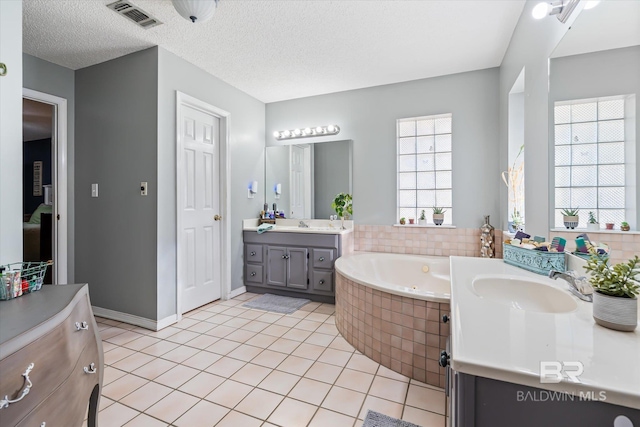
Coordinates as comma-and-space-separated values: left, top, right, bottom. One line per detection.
319, 279, 325, 285
319, 257, 325, 262
75, 321, 89, 331
250, 271, 256, 277
250, 251, 256, 256
84, 363, 97, 374
0, 363, 35, 410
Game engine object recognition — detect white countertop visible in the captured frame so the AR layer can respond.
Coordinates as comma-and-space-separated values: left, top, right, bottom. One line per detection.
450, 257, 640, 410
243, 218, 354, 235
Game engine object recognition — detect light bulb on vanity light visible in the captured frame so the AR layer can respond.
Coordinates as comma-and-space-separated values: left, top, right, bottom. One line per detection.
304, 127, 312, 135
273, 131, 280, 138
315, 126, 323, 134
294, 129, 302, 136
532, 2, 551, 19
584, 0, 600, 10
327, 125, 336, 132
283, 130, 291, 137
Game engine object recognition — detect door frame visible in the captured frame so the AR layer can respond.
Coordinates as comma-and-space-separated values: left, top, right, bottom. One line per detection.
175, 91, 231, 319
23, 88, 68, 284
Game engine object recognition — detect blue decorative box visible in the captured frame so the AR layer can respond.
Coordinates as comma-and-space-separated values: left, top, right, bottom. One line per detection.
502, 244, 566, 275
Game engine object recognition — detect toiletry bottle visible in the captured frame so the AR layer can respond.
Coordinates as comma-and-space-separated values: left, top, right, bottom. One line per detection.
273, 203, 277, 212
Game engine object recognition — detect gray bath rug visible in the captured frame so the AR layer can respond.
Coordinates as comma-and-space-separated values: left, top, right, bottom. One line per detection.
362, 410, 422, 427
242, 293, 310, 314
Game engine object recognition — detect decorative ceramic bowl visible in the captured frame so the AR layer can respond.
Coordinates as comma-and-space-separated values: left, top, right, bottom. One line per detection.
433, 214, 444, 226
563, 215, 579, 229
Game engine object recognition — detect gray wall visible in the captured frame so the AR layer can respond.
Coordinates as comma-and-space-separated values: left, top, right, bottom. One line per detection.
266, 68, 500, 228
23, 53, 75, 281
0, 1, 23, 265
550, 45, 640, 228
157, 47, 265, 305
498, 1, 580, 235
75, 48, 159, 319
314, 141, 352, 219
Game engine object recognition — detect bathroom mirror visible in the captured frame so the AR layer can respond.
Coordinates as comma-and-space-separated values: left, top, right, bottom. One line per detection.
265, 140, 353, 219
548, 1, 640, 230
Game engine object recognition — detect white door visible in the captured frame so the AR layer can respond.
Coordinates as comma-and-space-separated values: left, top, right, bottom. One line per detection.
178, 103, 222, 313
290, 145, 311, 218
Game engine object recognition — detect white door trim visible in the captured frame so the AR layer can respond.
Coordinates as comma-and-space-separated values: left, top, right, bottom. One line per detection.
23, 88, 68, 284
176, 91, 231, 320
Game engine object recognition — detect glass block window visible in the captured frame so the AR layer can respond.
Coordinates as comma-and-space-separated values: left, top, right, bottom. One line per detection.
397, 114, 453, 224
554, 98, 626, 228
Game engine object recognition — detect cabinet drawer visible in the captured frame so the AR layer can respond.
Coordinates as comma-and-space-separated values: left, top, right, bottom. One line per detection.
16, 341, 101, 427
0, 298, 91, 426
246, 264, 264, 284
311, 270, 334, 293
246, 244, 263, 263
311, 248, 335, 269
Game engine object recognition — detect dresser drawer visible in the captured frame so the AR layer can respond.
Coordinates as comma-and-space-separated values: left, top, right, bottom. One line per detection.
0, 297, 92, 426
246, 264, 264, 284
311, 270, 334, 293
245, 244, 263, 263
311, 248, 335, 269
16, 340, 101, 427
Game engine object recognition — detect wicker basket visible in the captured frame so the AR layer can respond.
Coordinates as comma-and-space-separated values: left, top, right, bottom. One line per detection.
0, 261, 51, 301
502, 244, 565, 275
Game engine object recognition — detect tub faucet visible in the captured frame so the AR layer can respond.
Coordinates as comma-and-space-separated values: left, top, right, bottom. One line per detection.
298, 220, 309, 228
548, 270, 593, 302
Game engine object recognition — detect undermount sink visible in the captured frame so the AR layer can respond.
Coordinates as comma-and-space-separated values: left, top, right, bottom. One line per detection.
471, 276, 578, 313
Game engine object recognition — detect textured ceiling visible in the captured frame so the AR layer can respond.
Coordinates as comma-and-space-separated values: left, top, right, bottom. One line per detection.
551, 0, 640, 58
23, 0, 526, 103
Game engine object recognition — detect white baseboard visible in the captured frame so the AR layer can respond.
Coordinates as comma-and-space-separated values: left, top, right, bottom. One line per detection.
228, 286, 246, 300
92, 306, 178, 331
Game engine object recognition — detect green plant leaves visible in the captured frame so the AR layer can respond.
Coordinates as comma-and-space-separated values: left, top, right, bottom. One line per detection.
332, 193, 353, 218
585, 255, 640, 298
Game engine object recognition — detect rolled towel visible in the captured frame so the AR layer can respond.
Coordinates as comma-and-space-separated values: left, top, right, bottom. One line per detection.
257, 223, 275, 234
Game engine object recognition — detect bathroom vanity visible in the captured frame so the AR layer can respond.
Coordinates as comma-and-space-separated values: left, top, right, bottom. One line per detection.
243, 219, 353, 303
444, 257, 640, 426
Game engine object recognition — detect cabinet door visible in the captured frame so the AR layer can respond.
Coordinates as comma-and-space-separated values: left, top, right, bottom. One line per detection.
245, 244, 263, 263
266, 246, 287, 287
287, 247, 309, 290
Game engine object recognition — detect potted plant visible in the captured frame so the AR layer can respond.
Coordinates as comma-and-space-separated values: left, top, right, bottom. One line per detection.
408, 218, 415, 225
621, 221, 630, 232
331, 192, 353, 229
432, 207, 446, 226
587, 211, 599, 231
585, 255, 639, 332
399, 217, 406, 225
605, 222, 615, 230
418, 210, 427, 226
561, 208, 579, 229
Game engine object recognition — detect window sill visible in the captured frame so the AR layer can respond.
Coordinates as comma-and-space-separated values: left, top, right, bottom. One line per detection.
550, 228, 640, 235
394, 224, 456, 229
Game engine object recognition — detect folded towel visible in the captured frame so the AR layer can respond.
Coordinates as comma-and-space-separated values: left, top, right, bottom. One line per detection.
257, 224, 275, 234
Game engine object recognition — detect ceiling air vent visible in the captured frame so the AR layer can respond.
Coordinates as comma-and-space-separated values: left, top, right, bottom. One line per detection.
107, 1, 162, 29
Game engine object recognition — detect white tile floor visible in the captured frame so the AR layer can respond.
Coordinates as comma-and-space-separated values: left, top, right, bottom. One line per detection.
88, 293, 447, 427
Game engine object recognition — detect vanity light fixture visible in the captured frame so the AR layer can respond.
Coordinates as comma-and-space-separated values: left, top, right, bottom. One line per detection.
172, 0, 219, 23
532, 0, 579, 23
583, 0, 600, 10
273, 125, 340, 140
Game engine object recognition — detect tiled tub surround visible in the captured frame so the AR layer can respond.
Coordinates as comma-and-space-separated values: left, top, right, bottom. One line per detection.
354, 225, 504, 259
335, 273, 450, 388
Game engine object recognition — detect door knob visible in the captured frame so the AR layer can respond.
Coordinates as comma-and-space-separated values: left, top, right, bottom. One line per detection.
214, 215, 222, 221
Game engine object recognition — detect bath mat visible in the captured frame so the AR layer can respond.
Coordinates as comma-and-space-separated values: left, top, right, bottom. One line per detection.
362, 410, 422, 427
242, 293, 310, 314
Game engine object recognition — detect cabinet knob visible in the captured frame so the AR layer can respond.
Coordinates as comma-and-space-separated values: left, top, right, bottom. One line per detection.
83, 363, 97, 374
319, 279, 325, 285
250, 271, 256, 277
442, 315, 449, 324
250, 251, 256, 256
75, 321, 89, 331
319, 257, 325, 262
439, 351, 450, 368
281, 254, 289, 259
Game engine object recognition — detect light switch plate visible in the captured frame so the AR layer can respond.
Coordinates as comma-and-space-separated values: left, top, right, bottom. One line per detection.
141, 182, 148, 196
91, 183, 98, 198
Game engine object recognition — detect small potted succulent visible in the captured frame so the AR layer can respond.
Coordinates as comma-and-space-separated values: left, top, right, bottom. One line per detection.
331, 192, 353, 229
418, 210, 427, 226
561, 208, 579, 229
432, 207, 446, 226
587, 211, 599, 231
621, 221, 630, 232
585, 255, 639, 332
399, 217, 406, 225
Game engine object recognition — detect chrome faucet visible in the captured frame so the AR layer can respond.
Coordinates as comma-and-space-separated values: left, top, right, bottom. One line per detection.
548, 270, 593, 302
298, 220, 309, 228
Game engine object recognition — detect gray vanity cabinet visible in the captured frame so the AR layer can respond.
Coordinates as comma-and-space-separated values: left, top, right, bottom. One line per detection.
266, 246, 308, 289
243, 230, 345, 303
